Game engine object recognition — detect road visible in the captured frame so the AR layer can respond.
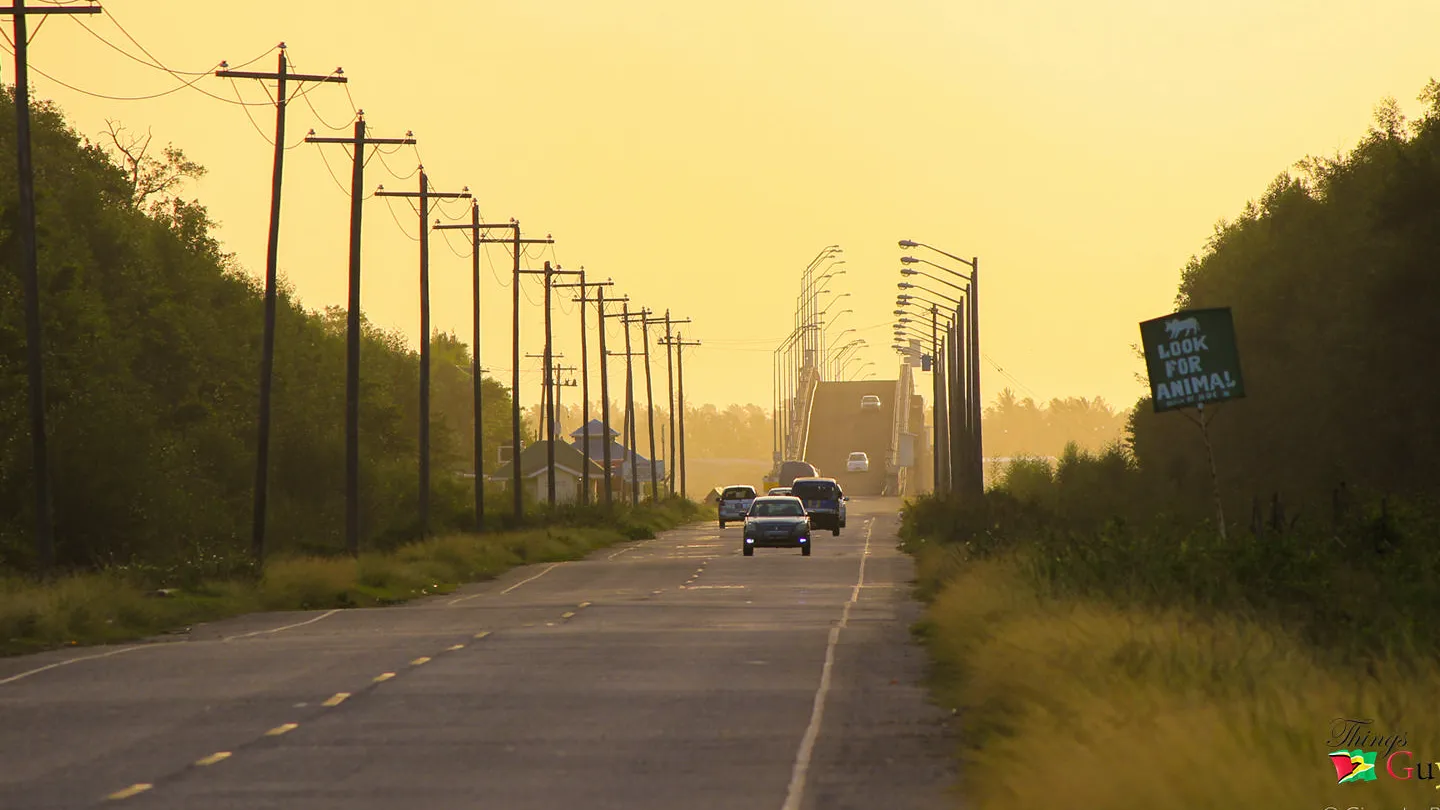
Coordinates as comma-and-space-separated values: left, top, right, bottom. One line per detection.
0, 498, 955, 809
803, 380, 895, 496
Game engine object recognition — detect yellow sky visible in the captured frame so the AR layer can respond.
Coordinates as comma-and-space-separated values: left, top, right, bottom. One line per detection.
29, 0, 1440, 414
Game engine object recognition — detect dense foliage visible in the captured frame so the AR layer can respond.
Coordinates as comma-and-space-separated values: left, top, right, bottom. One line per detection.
904, 81, 1440, 660
0, 93, 520, 573
1131, 83, 1440, 516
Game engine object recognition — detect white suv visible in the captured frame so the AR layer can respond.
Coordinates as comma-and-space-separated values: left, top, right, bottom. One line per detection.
846, 452, 869, 472
860, 395, 881, 412
717, 485, 757, 528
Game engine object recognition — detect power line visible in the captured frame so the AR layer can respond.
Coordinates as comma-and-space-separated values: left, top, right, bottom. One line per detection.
382, 195, 421, 241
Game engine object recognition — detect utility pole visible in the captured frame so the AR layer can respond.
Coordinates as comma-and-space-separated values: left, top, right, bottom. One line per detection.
305, 114, 414, 555
434, 202, 504, 530
672, 332, 702, 499
523, 351, 550, 506
2, 0, 102, 574
374, 170, 471, 537
597, 290, 630, 508
556, 274, 616, 506
636, 310, 668, 501
612, 302, 642, 505
553, 364, 577, 443
467, 226, 553, 521
519, 262, 580, 506
218, 47, 348, 566
661, 311, 691, 497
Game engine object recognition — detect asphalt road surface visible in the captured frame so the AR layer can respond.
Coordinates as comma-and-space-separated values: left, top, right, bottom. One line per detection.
1, 498, 956, 809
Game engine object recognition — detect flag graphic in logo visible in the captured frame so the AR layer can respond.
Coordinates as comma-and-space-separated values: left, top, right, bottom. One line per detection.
1329, 750, 1378, 783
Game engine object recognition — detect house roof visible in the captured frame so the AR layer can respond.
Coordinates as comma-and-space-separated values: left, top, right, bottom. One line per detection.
490, 440, 607, 481
569, 419, 619, 439
570, 436, 650, 465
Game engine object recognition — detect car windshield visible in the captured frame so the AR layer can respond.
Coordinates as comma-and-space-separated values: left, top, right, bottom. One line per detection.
792, 481, 839, 500
722, 488, 754, 500
750, 500, 804, 517
849, 453, 866, 460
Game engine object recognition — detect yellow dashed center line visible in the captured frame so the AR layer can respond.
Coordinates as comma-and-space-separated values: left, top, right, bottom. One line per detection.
106, 784, 153, 801
195, 751, 232, 766
374, 672, 396, 683
446, 643, 466, 651
411, 656, 431, 666
474, 631, 491, 639
322, 692, 350, 707
578, 601, 591, 608
265, 723, 299, 737
560, 611, 576, 619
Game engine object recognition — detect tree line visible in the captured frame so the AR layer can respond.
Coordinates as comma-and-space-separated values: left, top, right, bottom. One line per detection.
1127, 82, 1440, 520
0, 95, 521, 572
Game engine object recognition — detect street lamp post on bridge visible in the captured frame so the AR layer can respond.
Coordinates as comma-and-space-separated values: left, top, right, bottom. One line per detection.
901, 240, 982, 499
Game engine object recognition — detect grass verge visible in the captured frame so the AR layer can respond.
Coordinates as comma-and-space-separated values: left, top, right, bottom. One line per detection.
912, 550, 1440, 808
1, 500, 712, 658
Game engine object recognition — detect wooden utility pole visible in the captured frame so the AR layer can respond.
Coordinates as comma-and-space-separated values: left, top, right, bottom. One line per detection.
434, 203, 505, 530
637, 310, 668, 501
450, 225, 552, 522
661, 311, 691, 497
519, 262, 580, 505
2, 0, 102, 574
673, 332, 701, 499
598, 291, 630, 507
305, 114, 414, 555
374, 170, 470, 536
217, 47, 348, 566
556, 274, 616, 505
553, 364, 578, 441
610, 302, 643, 505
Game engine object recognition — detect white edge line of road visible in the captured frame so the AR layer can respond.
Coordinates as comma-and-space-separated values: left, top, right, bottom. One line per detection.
448, 561, 565, 606
223, 608, 342, 641
2, 604, 348, 685
0, 644, 150, 687
781, 516, 875, 810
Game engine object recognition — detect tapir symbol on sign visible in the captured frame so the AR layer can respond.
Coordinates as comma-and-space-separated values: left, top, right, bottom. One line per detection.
1164, 317, 1200, 340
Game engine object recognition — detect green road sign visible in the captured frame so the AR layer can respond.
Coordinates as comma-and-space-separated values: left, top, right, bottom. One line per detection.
1139, 307, 1245, 413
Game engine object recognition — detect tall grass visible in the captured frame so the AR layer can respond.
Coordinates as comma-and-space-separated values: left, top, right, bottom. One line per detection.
903, 446, 1440, 807
918, 555, 1440, 809
1, 499, 711, 656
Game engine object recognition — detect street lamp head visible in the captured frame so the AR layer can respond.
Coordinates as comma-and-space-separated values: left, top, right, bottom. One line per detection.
900, 268, 918, 276
897, 282, 913, 289
893, 309, 905, 316
899, 240, 918, 248
900, 256, 919, 264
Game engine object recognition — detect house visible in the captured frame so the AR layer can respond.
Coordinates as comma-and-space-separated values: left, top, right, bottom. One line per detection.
568, 419, 665, 486
488, 440, 607, 504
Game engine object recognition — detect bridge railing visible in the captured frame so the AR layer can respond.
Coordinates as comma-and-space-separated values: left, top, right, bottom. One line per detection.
786, 364, 820, 461
884, 361, 911, 495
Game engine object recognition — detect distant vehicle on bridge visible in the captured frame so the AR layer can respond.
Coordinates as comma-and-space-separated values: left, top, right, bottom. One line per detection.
859, 395, 881, 412
846, 452, 870, 472
775, 460, 819, 486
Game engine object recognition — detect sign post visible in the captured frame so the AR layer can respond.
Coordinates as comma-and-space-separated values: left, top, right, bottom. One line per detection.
1139, 307, 1246, 539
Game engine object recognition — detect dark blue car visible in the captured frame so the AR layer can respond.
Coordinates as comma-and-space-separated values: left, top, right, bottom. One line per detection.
789, 477, 847, 536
